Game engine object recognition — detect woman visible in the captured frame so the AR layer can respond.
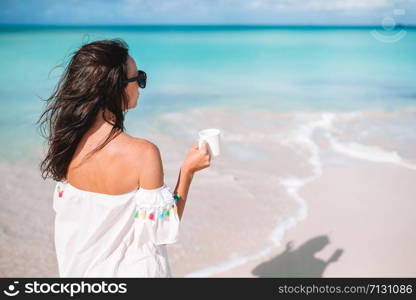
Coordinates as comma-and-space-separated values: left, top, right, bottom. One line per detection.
37, 38, 211, 277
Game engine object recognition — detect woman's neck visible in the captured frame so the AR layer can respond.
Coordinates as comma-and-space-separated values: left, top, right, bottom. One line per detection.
93, 108, 116, 126
87, 108, 118, 139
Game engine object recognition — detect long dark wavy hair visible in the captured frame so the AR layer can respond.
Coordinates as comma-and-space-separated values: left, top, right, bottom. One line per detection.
37, 38, 130, 182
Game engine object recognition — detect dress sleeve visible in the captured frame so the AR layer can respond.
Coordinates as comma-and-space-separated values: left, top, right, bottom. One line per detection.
134, 184, 181, 246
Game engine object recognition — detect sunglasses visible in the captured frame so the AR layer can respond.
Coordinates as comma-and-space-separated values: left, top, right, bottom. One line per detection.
124, 70, 147, 88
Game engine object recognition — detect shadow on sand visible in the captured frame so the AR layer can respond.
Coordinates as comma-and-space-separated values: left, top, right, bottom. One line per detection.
251, 235, 343, 277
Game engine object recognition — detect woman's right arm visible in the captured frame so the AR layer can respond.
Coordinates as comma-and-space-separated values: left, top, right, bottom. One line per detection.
173, 167, 194, 221
174, 140, 211, 221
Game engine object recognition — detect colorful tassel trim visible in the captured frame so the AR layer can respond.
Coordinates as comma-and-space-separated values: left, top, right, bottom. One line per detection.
56, 185, 64, 198
134, 204, 177, 220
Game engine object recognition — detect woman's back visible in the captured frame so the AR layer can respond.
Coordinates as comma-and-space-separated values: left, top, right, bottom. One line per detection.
54, 126, 184, 278
67, 130, 147, 195
54, 158, 180, 277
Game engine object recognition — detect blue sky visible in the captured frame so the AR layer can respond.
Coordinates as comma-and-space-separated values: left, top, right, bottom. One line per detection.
1, 0, 415, 25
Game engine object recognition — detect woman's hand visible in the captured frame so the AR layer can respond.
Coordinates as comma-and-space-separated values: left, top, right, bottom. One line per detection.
182, 141, 211, 174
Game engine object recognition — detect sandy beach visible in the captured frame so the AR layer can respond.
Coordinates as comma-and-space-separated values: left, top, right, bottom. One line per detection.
211, 162, 416, 277
1, 107, 415, 277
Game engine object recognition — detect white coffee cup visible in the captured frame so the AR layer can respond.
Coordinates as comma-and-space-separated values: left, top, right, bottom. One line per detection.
198, 128, 221, 157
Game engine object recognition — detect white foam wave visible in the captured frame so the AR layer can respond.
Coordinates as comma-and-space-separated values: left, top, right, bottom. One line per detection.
326, 135, 416, 170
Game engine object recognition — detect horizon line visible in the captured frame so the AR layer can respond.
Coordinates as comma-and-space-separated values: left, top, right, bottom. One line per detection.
1, 23, 416, 29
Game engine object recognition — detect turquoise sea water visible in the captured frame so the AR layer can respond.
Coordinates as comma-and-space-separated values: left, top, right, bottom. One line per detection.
0, 25, 415, 162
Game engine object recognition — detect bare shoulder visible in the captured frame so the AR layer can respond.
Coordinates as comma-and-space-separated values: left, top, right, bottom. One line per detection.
122, 134, 164, 189
122, 134, 160, 155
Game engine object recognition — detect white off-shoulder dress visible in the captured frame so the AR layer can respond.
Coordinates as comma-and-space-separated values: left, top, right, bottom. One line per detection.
52, 180, 181, 277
